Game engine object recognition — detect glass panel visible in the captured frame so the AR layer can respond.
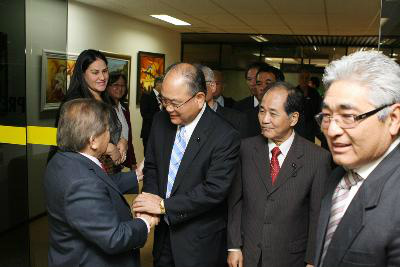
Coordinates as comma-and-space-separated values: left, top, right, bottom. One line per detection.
25, 0, 68, 266
0, 0, 29, 265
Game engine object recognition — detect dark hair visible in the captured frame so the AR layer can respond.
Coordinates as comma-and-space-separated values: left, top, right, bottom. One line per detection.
57, 98, 110, 152
245, 62, 269, 79
107, 71, 128, 105
166, 63, 207, 95
266, 81, 304, 115
64, 49, 112, 104
256, 65, 286, 82
310, 76, 320, 88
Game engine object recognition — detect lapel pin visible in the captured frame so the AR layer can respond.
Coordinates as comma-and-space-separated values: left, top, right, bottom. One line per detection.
197, 137, 201, 142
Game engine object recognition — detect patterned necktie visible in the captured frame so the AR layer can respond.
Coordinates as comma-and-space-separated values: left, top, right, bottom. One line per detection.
321, 171, 363, 263
166, 126, 187, 198
270, 147, 281, 184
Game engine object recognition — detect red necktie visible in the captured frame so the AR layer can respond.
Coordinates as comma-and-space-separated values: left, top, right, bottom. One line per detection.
100, 163, 107, 173
270, 147, 281, 184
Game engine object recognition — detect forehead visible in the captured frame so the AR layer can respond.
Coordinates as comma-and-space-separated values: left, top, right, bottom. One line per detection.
247, 68, 258, 77
261, 88, 288, 109
161, 72, 191, 99
257, 72, 276, 81
88, 58, 107, 69
323, 80, 371, 110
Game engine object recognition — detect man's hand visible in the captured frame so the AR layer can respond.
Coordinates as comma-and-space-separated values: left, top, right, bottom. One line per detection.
132, 192, 163, 214
227, 250, 243, 267
137, 213, 160, 228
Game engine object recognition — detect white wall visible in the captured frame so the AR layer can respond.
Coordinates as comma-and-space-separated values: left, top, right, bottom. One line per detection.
68, 1, 181, 161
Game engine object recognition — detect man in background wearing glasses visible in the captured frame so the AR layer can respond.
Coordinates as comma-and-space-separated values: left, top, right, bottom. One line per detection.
133, 63, 240, 267
314, 51, 400, 267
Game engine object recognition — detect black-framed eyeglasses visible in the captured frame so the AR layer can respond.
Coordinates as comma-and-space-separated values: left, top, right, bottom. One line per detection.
315, 104, 391, 129
157, 94, 197, 110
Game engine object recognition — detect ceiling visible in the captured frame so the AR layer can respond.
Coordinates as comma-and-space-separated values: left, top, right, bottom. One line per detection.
74, 0, 382, 36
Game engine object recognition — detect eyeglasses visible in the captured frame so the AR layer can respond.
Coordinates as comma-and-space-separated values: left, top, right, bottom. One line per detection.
315, 104, 391, 129
157, 94, 196, 109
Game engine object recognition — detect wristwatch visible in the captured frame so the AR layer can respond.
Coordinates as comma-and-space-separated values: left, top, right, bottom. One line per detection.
160, 199, 166, 214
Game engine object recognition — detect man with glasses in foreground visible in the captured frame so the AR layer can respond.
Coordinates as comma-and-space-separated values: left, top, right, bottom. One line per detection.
132, 63, 240, 267
313, 51, 400, 267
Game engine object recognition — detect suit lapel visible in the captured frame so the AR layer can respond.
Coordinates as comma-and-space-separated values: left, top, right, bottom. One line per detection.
252, 135, 272, 193
269, 135, 302, 195
322, 144, 400, 266
170, 107, 213, 196
64, 152, 130, 207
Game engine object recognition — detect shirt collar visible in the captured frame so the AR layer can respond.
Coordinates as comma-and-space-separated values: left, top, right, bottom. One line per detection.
268, 130, 295, 158
354, 137, 400, 180
79, 152, 102, 169
181, 103, 206, 141
153, 89, 160, 97
253, 96, 259, 107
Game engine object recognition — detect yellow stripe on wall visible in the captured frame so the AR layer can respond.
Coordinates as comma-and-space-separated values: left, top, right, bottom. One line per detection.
0, 125, 27, 145
27, 126, 57, 146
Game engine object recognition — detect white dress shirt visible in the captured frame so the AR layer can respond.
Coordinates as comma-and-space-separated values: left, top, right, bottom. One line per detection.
178, 103, 206, 144
267, 130, 295, 166
216, 95, 224, 107
253, 96, 259, 108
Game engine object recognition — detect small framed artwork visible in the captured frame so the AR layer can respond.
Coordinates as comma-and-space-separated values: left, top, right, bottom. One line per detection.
41, 49, 78, 111
136, 51, 165, 104
101, 51, 132, 95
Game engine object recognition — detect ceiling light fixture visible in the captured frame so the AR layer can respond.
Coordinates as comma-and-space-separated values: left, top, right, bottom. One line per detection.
150, 15, 191, 26
250, 35, 269, 43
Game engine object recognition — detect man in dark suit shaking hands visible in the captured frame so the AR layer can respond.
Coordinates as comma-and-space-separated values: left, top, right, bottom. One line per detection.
228, 82, 331, 267
44, 99, 157, 267
313, 51, 400, 267
133, 63, 240, 267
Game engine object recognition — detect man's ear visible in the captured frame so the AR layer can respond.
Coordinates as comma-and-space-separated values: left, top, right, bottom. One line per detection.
289, 112, 299, 127
195, 92, 206, 107
388, 103, 400, 136
88, 135, 98, 151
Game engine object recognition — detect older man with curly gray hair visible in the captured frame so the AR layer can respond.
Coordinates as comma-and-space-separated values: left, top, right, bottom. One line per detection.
314, 51, 400, 267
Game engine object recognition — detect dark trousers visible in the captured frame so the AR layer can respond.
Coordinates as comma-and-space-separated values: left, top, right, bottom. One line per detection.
154, 231, 175, 267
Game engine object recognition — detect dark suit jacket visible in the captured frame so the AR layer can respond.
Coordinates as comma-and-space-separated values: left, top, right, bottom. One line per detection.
233, 95, 254, 112
140, 90, 160, 149
121, 103, 137, 168
215, 104, 249, 138
228, 134, 331, 267
222, 95, 236, 108
314, 143, 400, 267
44, 151, 148, 267
143, 106, 240, 267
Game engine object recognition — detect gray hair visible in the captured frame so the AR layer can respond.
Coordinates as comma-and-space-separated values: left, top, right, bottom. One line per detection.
323, 51, 400, 120
200, 65, 215, 82
57, 98, 110, 152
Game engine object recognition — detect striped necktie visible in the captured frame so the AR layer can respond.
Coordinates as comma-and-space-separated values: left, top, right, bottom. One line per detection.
166, 126, 187, 198
321, 171, 363, 263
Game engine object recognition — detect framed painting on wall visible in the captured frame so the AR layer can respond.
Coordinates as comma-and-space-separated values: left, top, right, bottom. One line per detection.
136, 51, 165, 104
101, 51, 132, 102
41, 49, 78, 111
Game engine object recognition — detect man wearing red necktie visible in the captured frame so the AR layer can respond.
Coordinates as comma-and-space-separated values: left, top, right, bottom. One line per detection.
228, 81, 332, 267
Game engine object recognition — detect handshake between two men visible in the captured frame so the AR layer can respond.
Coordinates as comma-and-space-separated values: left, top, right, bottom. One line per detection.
132, 192, 163, 229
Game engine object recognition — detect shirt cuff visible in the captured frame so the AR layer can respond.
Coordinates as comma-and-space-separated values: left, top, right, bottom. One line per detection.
228, 248, 241, 251
137, 217, 150, 233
